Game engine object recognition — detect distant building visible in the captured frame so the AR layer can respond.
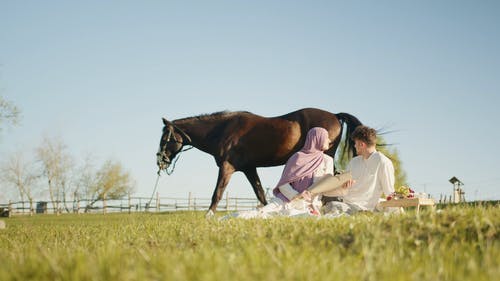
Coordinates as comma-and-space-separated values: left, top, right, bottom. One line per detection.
449, 177, 465, 203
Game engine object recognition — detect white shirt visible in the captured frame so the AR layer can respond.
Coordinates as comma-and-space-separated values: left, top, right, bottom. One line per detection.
342, 151, 395, 211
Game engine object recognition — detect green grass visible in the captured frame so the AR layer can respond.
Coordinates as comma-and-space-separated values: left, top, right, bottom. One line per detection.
0, 205, 498, 281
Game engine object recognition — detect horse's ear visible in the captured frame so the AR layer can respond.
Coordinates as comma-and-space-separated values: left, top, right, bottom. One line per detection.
162, 118, 171, 125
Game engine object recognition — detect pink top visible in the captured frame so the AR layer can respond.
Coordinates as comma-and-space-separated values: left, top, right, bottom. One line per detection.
273, 127, 329, 202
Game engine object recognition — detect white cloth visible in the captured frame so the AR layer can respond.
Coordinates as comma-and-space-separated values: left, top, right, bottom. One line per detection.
226, 154, 334, 219
222, 197, 317, 219
313, 154, 334, 182
342, 151, 395, 211
322, 201, 363, 217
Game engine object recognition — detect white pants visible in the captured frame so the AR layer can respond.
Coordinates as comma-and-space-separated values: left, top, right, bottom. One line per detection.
258, 197, 287, 213
223, 197, 320, 220
322, 201, 363, 216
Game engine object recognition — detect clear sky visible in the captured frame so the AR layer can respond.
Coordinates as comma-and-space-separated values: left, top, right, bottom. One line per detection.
1, 0, 499, 202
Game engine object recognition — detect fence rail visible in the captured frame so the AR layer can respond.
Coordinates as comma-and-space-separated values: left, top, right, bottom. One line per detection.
0, 192, 266, 216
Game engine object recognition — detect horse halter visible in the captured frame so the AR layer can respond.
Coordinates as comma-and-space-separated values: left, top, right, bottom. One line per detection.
157, 124, 193, 175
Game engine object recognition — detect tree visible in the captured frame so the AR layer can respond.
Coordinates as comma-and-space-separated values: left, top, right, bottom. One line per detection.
36, 136, 74, 214
73, 153, 97, 201
0, 151, 39, 213
85, 159, 135, 212
0, 96, 21, 132
376, 139, 408, 191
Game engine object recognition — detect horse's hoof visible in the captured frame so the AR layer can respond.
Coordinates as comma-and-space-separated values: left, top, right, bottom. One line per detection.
205, 210, 215, 218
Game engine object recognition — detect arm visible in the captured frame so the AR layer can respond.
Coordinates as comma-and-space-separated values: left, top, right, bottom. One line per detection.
342, 160, 355, 188
378, 159, 395, 196
278, 184, 300, 201
316, 173, 353, 197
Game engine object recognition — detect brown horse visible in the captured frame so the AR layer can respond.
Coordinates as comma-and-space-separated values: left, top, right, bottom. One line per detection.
156, 107, 362, 216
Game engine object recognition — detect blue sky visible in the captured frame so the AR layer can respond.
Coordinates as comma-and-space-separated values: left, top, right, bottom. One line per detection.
1, 0, 499, 202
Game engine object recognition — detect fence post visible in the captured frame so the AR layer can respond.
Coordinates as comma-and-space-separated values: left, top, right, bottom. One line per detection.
188, 192, 192, 211
30, 199, 34, 216
8, 200, 13, 217
225, 192, 229, 211
103, 194, 107, 214
128, 194, 132, 214
156, 192, 160, 212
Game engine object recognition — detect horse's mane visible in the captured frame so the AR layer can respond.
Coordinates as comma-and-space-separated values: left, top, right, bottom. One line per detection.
175, 111, 252, 123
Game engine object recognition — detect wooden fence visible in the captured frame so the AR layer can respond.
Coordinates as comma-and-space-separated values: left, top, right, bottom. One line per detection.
0, 192, 266, 216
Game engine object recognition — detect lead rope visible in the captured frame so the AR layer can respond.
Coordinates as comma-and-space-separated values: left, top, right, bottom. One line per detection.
147, 156, 177, 208
148, 145, 194, 207
147, 173, 161, 208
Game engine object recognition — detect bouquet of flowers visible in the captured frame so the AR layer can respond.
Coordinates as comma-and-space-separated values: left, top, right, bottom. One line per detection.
386, 186, 415, 201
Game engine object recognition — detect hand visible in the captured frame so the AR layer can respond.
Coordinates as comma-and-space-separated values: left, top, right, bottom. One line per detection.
343, 179, 356, 189
300, 190, 312, 202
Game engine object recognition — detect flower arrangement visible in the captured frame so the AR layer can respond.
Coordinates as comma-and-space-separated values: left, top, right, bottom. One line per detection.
386, 186, 415, 201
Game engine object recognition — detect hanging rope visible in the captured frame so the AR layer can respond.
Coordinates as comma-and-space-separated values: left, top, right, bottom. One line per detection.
147, 173, 161, 208
149, 145, 194, 208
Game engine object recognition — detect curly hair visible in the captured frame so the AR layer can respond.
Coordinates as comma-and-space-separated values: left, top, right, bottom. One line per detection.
351, 125, 377, 146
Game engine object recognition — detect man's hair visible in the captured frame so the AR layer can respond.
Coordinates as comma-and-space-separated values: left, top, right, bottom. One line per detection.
351, 125, 377, 146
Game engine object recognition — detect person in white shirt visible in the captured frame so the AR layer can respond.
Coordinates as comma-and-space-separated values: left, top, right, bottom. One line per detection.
323, 125, 395, 215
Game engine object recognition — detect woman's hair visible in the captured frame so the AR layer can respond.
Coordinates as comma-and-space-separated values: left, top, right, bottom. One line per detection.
351, 125, 377, 146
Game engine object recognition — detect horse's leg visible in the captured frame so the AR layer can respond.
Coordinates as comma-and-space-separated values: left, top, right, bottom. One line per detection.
243, 168, 268, 206
207, 161, 235, 217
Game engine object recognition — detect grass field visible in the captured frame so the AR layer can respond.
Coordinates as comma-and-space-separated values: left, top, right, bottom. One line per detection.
0, 204, 498, 281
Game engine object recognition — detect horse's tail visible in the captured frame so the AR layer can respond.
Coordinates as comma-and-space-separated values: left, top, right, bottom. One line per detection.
335, 112, 363, 158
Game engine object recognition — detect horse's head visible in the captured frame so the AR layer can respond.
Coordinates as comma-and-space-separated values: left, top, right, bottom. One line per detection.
156, 118, 191, 174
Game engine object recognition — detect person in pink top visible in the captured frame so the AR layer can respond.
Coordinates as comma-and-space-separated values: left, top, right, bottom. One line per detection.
230, 127, 334, 219
272, 126, 333, 203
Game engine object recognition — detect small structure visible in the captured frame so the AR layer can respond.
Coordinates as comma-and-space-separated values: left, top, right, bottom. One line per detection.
36, 202, 48, 214
449, 177, 465, 203
0, 208, 9, 218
